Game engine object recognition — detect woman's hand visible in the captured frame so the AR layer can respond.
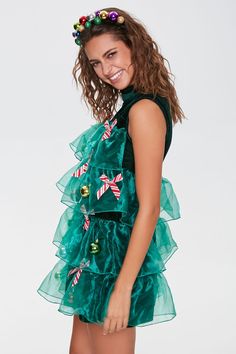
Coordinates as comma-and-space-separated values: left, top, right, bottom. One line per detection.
102, 286, 132, 335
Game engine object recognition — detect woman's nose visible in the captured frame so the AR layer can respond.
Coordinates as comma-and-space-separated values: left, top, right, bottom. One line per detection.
102, 62, 113, 77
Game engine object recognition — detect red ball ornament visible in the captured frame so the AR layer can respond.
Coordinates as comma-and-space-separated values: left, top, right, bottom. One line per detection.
79, 16, 87, 25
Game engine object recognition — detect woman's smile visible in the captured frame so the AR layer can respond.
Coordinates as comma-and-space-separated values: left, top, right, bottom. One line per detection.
108, 69, 124, 83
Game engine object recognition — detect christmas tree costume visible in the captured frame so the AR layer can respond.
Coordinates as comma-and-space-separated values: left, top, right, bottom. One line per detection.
37, 85, 181, 327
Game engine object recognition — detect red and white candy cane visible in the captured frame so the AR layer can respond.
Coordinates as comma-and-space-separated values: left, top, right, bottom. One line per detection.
101, 118, 117, 140
67, 260, 90, 287
83, 214, 90, 231
96, 173, 123, 200
72, 160, 89, 177
80, 205, 95, 231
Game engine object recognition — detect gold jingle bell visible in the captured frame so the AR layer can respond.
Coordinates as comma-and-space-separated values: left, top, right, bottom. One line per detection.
80, 185, 90, 197
89, 238, 101, 254
99, 10, 108, 20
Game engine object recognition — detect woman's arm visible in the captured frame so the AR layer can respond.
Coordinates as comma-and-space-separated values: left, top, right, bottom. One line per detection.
115, 99, 167, 291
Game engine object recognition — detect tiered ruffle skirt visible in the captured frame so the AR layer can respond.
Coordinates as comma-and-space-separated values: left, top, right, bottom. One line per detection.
37, 119, 181, 327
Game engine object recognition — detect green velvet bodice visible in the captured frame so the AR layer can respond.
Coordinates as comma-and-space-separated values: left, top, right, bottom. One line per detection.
115, 85, 173, 172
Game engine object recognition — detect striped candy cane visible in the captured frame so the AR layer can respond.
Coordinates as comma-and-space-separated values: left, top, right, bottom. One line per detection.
80, 205, 95, 231
72, 161, 89, 177
83, 214, 90, 231
96, 173, 123, 200
67, 260, 90, 287
101, 118, 117, 140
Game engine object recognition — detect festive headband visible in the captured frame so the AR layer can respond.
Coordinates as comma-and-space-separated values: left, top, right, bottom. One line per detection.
72, 10, 125, 46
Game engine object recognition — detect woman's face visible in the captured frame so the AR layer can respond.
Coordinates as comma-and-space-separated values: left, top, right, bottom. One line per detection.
84, 33, 134, 90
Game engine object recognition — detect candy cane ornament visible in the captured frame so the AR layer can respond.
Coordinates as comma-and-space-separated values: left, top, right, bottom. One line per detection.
83, 214, 90, 231
72, 161, 89, 177
80, 205, 95, 231
101, 118, 117, 140
96, 173, 123, 200
67, 260, 90, 287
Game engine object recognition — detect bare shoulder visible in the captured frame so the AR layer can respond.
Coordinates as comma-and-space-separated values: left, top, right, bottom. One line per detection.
128, 98, 167, 139
127, 99, 167, 212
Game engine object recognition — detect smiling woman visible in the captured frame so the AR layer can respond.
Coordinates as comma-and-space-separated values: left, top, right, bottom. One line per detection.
85, 37, 134, 88
37, 6, 185, 354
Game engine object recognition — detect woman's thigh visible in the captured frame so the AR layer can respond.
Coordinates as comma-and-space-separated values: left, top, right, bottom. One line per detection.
69, 315, 94, 354
87, 322, 136, 354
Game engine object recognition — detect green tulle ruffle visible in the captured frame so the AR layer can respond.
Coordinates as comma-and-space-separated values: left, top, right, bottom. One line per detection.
37, 119, 181, 327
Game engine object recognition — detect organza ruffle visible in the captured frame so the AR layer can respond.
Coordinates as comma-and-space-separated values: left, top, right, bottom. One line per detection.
37, 257, 177, 326
37, 120, 181, 327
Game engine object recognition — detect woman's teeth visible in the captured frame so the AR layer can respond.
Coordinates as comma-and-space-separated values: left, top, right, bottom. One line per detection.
110, 70, 123, 82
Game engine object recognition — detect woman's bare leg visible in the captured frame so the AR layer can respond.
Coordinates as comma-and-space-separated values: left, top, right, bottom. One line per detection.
87, 323, 136, 354
69, 315, 95, 354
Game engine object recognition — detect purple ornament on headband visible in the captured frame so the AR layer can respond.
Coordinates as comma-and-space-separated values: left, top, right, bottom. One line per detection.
95, 10, 100, 17
108, 11, 119, 22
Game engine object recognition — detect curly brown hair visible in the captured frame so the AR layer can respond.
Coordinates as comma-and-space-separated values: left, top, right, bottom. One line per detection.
72, 7, 186, 125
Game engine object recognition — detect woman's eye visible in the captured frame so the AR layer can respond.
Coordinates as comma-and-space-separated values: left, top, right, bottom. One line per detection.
91, 52, 116, 68
92, 61, 100, 68
108, 51, 116, 58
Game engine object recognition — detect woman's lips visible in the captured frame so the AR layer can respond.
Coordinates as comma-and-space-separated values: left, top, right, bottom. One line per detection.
109, 69, 123, 83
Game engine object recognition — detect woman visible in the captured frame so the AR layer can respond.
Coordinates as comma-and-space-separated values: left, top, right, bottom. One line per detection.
37, 7, 185, 354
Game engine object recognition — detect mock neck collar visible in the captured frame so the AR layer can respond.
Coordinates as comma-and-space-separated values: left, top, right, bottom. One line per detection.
120, 85, 136, 102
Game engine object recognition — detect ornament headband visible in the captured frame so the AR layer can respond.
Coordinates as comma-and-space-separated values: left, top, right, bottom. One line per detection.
72, 10, 125, 47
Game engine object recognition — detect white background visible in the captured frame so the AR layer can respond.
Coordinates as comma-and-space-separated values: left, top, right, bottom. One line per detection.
1, 1, 235, 353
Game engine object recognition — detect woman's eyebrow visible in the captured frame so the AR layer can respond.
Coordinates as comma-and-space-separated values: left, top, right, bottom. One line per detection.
89, 47, 117, 63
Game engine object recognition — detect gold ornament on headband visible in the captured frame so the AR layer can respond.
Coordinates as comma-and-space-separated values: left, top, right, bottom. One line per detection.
72, 9, 125, 46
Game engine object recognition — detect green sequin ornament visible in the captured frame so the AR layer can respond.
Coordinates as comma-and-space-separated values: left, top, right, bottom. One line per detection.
94, 16, 102, 25
85, 21, 92, 29
75, 38, 81, 46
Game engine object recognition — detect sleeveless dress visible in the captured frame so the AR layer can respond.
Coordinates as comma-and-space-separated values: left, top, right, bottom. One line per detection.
37, 84, 181, 327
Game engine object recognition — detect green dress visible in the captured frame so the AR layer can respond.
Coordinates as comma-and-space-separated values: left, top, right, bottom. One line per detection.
37, 84, 181, 327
